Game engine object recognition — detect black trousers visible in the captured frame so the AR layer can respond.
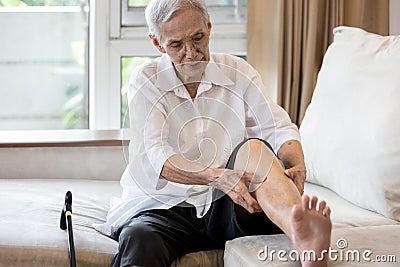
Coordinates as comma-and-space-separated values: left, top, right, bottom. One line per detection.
111, 138, 283, 267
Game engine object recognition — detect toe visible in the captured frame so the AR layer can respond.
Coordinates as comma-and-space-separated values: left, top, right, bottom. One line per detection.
311, 195, 318, 210
318, 200, 327, 214
323, 206, 331, 218
302, 194, 310, 210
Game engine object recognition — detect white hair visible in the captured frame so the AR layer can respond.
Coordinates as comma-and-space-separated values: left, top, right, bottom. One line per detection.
145, 0, 209, 43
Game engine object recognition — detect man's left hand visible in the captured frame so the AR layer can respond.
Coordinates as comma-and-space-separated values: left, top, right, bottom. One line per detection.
284, 166, 306, 195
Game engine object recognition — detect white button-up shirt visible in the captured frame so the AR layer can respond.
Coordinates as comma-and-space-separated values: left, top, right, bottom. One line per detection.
95, 53, 300, 236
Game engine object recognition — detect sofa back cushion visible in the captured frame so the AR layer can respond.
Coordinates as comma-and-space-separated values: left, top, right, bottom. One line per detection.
300, 26, 400, 221
0, 146, 127, 181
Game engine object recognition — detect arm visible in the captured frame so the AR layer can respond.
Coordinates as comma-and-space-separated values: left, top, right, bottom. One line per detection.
277, 140, 307, 195
161, 155, 262, 213
160, 154, 213, 185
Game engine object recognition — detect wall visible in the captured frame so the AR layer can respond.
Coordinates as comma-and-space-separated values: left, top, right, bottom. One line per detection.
390, 0, 400, 35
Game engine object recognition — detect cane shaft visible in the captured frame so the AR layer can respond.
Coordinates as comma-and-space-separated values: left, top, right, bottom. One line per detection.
66, 212, 76, 267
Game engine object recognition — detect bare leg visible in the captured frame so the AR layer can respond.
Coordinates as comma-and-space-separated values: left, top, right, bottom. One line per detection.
234, 139, 301, 235
234, 139, 331, 267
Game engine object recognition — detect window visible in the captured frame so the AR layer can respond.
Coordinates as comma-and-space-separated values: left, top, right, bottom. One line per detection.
1, 0, 246, 131
0, 0, 89, 130
122, 0, 247, 26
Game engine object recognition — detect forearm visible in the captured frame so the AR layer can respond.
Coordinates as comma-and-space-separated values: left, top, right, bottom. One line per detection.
161, 154, 260, 212
277, 140, 306, 170
161, 154, 216, 185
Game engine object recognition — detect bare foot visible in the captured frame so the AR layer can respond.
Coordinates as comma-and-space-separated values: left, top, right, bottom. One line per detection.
291, 195, 332, 267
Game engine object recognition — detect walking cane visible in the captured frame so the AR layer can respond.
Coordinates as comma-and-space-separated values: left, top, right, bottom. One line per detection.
60, 191, 77, 267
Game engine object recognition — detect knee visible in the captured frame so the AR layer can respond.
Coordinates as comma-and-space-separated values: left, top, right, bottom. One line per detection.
237, 139, 276, 163
234, 139, 275, 172
245, 139, 274, 154
119, 224, 168, 257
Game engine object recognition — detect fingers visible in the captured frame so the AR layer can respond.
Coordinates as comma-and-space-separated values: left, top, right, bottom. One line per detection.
294, 179, 305, 195
213, 170, 258, 192
240, 171, 255, 183
237, 180, 262, 213
241, 171, 268, 193
241, 171, 267, 184
227, 191, 258, 213
284, 169, 293, 179
242, 191, 262, 212
210, 170, 241, 192
228, 180, 261, 213
227, 191, 247, 210
285, 168, 305, 195
210, 169, 262, 213
294, 174, 305, 195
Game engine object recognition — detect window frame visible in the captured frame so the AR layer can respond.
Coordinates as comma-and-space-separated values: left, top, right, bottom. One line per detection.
121, 0, 145, 26
121, 0, 247, 27
90, 0, 246, 129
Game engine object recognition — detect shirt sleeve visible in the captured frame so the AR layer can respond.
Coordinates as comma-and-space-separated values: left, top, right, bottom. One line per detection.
243, 67, 301, 154
126, 68, 176, 191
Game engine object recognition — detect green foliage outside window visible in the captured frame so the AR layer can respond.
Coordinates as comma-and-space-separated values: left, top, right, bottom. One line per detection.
128, 0, 151, 7
121, 57, 152, 128
62, 84, 85, 129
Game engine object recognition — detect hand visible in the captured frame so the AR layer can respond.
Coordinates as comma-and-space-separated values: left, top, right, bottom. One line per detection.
284, 165, 306, 195
209, 169, 262, 213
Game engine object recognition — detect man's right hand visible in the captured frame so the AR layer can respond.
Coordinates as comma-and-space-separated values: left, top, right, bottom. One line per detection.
209, 169, 262, 213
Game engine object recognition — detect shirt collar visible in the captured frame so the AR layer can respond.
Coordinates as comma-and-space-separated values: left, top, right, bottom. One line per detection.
154, 54, 234, 92
154, 54, 183, 92
202, 56, 234, 86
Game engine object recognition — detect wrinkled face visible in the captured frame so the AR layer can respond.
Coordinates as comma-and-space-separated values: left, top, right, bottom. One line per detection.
150, 8, 212, 83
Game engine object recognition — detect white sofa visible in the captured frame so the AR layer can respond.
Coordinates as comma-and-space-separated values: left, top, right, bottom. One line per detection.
1, 26, 399, 267
226, 26, 400, 266
1, 144, 398, 267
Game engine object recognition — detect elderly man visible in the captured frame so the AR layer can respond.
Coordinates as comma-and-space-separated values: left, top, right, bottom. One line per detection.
100, 0, 332, 266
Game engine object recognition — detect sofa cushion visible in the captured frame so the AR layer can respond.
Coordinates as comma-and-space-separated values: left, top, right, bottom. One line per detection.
171, 250, 224, 267
300, 26, 400, 221
224, 183, 400, 267
225, 225, 400, 267
0, 178, 223, 267
0, 179, 120, 267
